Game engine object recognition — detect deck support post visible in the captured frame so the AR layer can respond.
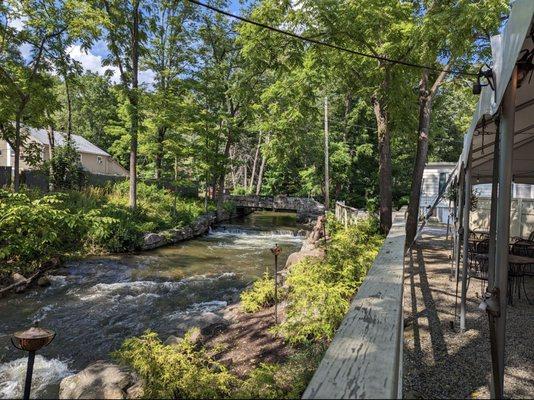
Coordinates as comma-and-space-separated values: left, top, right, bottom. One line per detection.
490, 67, 517, 399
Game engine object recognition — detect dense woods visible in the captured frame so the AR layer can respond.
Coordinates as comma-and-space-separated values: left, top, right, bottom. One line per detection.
0, 0, 508, 235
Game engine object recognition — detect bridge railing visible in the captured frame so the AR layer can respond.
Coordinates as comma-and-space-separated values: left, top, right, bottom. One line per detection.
303, 211, 406, 399
334, 201, 369, 226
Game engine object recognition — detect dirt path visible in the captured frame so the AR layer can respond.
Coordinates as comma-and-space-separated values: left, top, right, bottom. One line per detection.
207, 304, 292, 377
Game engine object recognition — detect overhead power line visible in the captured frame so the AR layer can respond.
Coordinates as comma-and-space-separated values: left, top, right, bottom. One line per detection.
187, 0, 479, 77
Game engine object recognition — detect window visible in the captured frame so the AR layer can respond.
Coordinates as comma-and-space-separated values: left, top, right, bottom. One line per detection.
97, 156, 103, 164
438, 172, 447, 195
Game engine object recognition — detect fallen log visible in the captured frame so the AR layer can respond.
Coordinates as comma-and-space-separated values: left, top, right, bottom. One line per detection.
0, 257, 61, 297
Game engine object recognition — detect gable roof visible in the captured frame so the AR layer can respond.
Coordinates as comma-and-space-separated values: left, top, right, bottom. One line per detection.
26, 126, 110, 157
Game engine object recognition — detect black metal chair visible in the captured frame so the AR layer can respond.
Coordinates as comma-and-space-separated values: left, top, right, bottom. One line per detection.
466, 238, 489, 294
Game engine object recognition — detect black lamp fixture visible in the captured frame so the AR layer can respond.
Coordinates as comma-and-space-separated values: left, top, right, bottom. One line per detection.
473, 64, 495, 95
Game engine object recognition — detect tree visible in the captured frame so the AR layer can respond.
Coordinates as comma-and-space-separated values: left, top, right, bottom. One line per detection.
404, 0, 508, 246
0, 0, 98, 191
98, 0, 146, 209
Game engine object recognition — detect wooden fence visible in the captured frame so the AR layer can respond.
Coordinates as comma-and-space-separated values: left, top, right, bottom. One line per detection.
334, 201, 369, 226
303, 211, 406, 399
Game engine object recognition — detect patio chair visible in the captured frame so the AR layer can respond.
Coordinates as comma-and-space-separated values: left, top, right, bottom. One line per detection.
466, 239, 489, 294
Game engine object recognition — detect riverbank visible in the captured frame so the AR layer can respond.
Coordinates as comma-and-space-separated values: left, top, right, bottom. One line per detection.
0, 182, 236, 291
56, 215, 383, 399
0, 212, 307, 399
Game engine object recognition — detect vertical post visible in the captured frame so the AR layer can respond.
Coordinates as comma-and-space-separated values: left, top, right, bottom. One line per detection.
488, 124, 500, 289
491, 67, 517, 399
324, 96, 330, 210
460, 164, 472, 332
274, 250, 278, 325
455, 173, 465, 280
23, 351, 35, 400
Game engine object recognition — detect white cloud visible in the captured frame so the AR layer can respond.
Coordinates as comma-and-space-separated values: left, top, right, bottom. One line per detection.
67, 45, 155, 87
67, 45, 121, 83
7, 17, 27, 32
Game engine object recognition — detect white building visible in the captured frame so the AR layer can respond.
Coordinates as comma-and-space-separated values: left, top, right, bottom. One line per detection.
420, 162, 456, 223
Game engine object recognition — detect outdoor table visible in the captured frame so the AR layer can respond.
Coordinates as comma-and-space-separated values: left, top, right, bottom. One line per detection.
470, 254, 533, 305
507, 255, 533, 305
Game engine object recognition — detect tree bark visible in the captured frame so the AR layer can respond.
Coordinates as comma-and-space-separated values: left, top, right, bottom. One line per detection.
13, 116, 21, 192
129, 0, 140, 210
47, 123, 55, 191
256, 153, 266, 195
371, 81, 392, 234
249, 131, 262, 192
405, 67, 449, 246
65, 78, 73, 142
155, 126, 167, 180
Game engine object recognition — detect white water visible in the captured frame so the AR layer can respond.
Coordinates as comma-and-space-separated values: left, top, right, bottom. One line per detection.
0, 356, 71, 399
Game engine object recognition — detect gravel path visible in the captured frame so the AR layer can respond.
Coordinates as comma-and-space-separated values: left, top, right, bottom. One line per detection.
403, 229, 534, 399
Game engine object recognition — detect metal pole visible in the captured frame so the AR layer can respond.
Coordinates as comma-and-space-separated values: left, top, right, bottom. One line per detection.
23, 351, 35, 400
324, 96, 330, 210
491, 67, 517, 399
488, 119, 500, 290
274, 251, 278, 325
460, 163, 472, 332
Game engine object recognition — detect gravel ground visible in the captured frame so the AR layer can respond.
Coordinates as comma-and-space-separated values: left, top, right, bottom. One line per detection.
403, 229, 534, 399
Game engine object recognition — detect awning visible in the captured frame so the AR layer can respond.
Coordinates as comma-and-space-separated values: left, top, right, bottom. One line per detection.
459, 0, 534, 183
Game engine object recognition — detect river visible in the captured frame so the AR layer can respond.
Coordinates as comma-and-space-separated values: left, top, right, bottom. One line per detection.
0, 211, 305, 399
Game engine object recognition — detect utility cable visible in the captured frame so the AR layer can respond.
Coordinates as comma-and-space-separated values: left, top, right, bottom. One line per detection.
187, 0, 479, 77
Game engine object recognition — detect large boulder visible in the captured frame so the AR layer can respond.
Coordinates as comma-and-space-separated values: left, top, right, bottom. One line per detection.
141, 233, 166, 250
175, 312, 229, 339
59, 361, 142, 399
284, 247, 325, 269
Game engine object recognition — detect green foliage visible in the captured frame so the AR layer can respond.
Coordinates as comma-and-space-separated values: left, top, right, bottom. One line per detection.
0, 182, 206, 277
276, 218, 383, 344
0, 190, 84, 275
235, 345, 325, 399
241, 272, 278, 313
44, 145, 87, 190
113, 330, 237, 399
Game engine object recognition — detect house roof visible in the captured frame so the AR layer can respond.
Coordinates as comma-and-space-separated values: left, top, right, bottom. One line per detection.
27, 126, 110, 157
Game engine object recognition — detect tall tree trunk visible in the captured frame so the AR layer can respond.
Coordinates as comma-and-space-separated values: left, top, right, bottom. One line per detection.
13, 116, 21, 192
249, 131, 262, 192
155, 126, 167, 180
343, 92, 351, 143
405, 67, 449, 246
47, 123, 55, 191
129, 0, 140, 210
256, 154, 266, 195
371, 81, 392, 234
65, 78, 73, 142
217, 136, 232, 215
244, 163, 247, 189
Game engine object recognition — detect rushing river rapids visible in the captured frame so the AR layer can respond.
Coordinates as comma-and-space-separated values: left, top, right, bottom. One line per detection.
0, 212, 305, 399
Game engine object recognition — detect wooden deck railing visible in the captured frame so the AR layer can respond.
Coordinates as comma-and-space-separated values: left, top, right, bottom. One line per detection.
334, 201, 369, 227
303, 211, 406, 399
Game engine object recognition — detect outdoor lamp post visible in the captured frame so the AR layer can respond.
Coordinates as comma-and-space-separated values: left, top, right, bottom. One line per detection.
11, 325, 55, 400
270, 244, 282, 324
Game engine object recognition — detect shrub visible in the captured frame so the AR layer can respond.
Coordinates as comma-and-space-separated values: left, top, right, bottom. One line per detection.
241, 272, 278, 313
276, 217, 383, 344
113, 330, 237, 399
235, 345, 325, 399
43, 145, 87, 190
0, 190, 83, 276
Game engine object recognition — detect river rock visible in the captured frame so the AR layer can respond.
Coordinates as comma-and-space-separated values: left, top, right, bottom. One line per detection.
11, 272, 27, 284
284, 247, 325, 269
142, 233, 166, 250
59, 361, 140, 399
176, 312, 229, 339
164, 335, 183, 346
37, 275, 51, 287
